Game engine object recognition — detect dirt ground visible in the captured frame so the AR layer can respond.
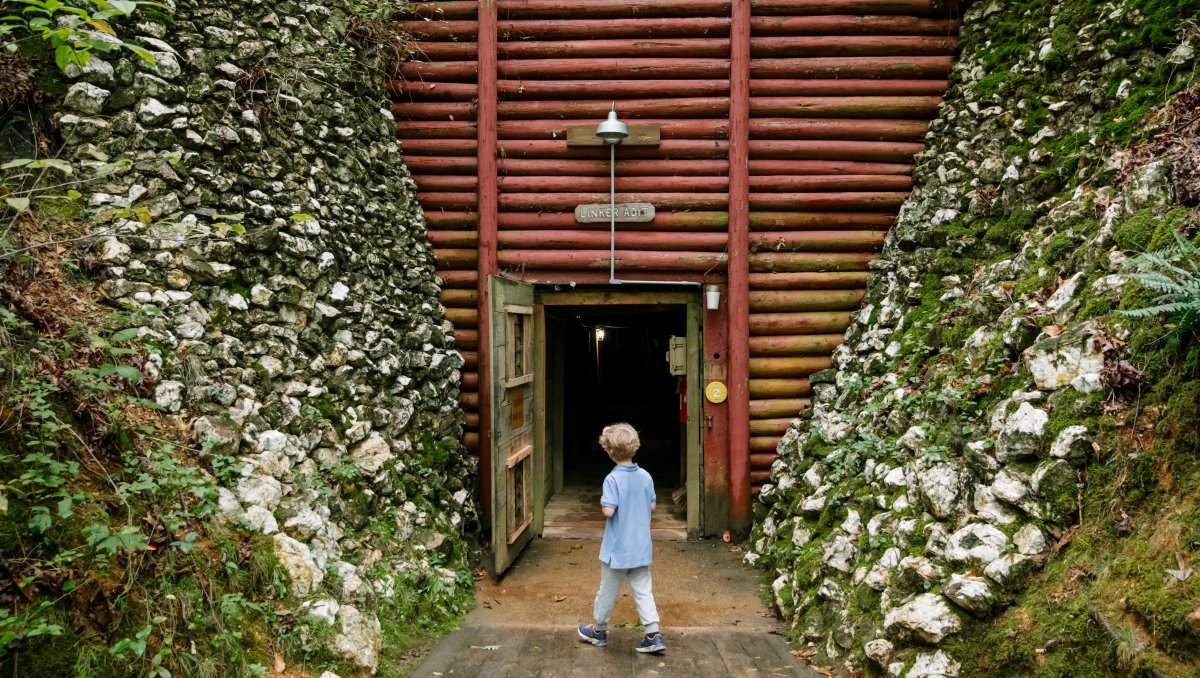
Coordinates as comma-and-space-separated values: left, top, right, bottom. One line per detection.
468, 539, 781, 630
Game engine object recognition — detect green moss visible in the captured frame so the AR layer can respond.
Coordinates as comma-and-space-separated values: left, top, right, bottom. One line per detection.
983, 209, 1038, 250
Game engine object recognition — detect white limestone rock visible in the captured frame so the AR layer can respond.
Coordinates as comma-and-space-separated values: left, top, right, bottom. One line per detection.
943, 574, 995, 617
243, 505, 278, 534
991, 468, 1036, 514
994, 402, 1048, 462
1050, 425, 1092, 461
193, 415, 242, 456
304, 598, 340, 625
972, 485, 1019, 525
823, 534, 858, 573
237, 473, 283, 509
350, 433, 392, 474
273, 533, 323, 596
154, 380, 185, 412
1014, 524, 1048, 556
944, 523, 1008, 568
1022, 322, 1106, 393
883, 593, 963, 644
333, 605, 383, 671
864, 638, 895, 667
984, 553, 1033, 587
906, 650, 961, 678
918, 463, 966, 519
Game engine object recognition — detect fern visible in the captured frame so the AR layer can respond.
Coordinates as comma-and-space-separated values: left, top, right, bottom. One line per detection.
1120, 231, 1200, 332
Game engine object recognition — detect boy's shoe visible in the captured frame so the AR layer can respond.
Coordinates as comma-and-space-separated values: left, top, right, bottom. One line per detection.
577, 624, 608, 647
635, 632, 666, 654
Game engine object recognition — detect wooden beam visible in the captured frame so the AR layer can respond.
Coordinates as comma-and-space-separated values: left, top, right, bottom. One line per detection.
728, 0, 752, 536
476, 0, 498, 530
566, 124, 661, 147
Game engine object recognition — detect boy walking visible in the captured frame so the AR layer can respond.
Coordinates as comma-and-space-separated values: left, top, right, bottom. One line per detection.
577, 423, 666, 654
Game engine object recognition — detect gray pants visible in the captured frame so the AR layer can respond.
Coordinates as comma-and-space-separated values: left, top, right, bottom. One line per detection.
593, 563, 660, 634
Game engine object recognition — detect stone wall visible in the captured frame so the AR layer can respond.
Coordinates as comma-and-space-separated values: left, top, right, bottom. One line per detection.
58, 1, 475, 672
749, 0, 1200, 675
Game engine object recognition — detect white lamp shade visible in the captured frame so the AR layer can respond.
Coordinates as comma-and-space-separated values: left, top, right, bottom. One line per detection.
595, 109, 628, 144
705, 285, 720, 310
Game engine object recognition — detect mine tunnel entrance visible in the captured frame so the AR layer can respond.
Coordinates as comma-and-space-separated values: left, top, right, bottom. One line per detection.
540, 295, 699, 541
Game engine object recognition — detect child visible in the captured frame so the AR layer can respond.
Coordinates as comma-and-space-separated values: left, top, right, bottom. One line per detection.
577, 423, 666, 654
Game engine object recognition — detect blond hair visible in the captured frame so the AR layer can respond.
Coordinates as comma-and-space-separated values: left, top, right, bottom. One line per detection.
599, 423, 640, 462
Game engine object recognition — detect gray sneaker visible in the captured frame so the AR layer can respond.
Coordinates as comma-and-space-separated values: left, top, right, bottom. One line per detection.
635, 632, 666, 654
578, 624, 608, 647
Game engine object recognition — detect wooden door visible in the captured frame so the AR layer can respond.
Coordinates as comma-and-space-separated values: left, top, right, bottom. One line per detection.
490, 276, 536, 573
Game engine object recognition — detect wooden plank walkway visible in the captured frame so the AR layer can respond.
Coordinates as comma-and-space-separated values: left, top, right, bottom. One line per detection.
542, 485, 688, 541
410, 625, 819, 677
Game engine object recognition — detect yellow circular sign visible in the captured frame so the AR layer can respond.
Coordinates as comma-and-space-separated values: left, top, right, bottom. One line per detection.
705, 381, 728, 404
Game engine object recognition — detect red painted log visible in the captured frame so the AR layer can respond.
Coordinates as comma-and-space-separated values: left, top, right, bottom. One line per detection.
461, 351, 479, 371
464, 433, 480, 454
749, 252, 875, 272
461, 372, 479, 389
748, 289, 866, 312
749, 380, 813, 400
418, 192, 478, 209
748, 160, 912, 177
498, 158, 730, 177
498, 210, 730, 231
748, 334, 845, 356
750, 36, 957, 58
498, 118, 728, 140
444, 307, 479, 328
396, 2, 477, 19
749, 212, 893, 230
460, 392, 479, 409
434, 248, 480, 268
748, 271, 870, 289
496, 140, 728, 159
440, 271, 480, 289
392, 102, 477, 121
749, 356, 832, 378
730, 0, 753, 533
440, 289, 479, 307
748, 231, 886, 252
749, 398, 811, 418
499, 98, 729, 120
505, 271, 726, 285
749, 96, 941, 118
499, 230, 728, 251
477, 0, 499, 524
400, 139, 477, 156
500, 192, 728, 211
748, 192, 908, 211
749, 118, 928, 142
427, 230, 480, 248
751, 0, 959, 16
397, 20, 478, 40
499, 38, 730, 59
397, 60, 479, 82
453, 329, 479, 350
402, 156, 479, 174
412, 42, 480, 61
499, 58, 729, 79
496, 0, 733, 19
750, 57, 954, 79
395, 121, 478, 140
749, 417, 797, 435
465, 412, 480, 428
751, 472, 770, 486
413, 175, 478, 192
425, 211, 479, 228
750, 140, 924, 162
498, 249, 727, 271
749, 175, 912, 192
388, 80, 478, 101
498, 79, 729, 100
750, 441, 780, 456
749, 311, 853, 335
498, 17, 731, 40
750, 79, 949, 97
499, 175, 728, 193
749, 15, 960, 36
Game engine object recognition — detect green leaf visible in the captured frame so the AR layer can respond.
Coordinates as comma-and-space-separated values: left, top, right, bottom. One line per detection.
1, 158, 33, 169
112, 328, 139, 342
4, 197, 30, 211
54, 44, 71, 70
213, 212, 245, 222
28, 507, 52, 532
123, 43, 156, 64
67, 189, 83, 200
108, 0, 138, 14
57, 496, 73, 518
290, 213, 315, 222
114, 365, 142, 382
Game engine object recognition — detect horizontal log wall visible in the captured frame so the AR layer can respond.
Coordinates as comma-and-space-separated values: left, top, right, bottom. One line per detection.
392, 0, 958, 494
743, 0, 956, 487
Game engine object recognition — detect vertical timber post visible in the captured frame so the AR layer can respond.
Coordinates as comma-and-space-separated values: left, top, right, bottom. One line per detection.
728, 0, 752, 536
477, 0, 499, 526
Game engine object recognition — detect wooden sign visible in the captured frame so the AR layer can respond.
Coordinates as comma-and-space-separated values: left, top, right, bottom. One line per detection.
565, 124, 661, 146
575, 203, 656, 223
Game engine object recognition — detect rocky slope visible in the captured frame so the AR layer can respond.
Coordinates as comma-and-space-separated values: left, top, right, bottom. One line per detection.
749, 1, 1200, 676
2, 1, 475, 675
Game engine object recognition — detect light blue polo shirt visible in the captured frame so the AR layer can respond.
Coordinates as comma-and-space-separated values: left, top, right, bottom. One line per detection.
598, 463, 656, 569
